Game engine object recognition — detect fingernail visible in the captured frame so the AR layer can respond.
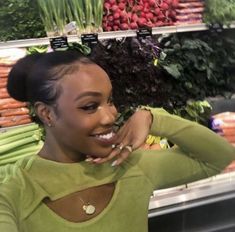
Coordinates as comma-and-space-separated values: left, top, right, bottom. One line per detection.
111, 160, 118, 167
111, 144, 116, 149
93, 158, 102, 163
85, 158, 93, 162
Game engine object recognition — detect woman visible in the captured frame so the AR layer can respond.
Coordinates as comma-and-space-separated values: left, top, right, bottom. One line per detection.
1, 50, 234, 232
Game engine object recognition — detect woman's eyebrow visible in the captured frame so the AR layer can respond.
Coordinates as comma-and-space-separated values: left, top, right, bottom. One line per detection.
74, 91, 102, 101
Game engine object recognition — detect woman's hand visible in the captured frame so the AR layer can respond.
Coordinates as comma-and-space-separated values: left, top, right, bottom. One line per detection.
87, 109, 153, 166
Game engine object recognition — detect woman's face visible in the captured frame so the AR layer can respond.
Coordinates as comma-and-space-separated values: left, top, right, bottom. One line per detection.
51, 63, 118, 160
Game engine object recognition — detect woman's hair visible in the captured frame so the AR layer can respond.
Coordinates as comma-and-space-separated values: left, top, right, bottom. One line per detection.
7, 50, 94, 106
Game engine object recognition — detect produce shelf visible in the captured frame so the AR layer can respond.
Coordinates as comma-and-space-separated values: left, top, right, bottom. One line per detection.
148, 170, 235, 218
0, 23, 234, 49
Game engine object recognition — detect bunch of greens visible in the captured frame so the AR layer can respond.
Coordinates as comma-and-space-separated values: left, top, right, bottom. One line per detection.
0, 0, 46, 41
204, 0, 235, 26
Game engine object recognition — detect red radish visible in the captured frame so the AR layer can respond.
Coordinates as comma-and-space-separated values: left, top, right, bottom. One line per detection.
146, 12, 154, 20
149, 0, 156, 7
158, 12, 165, 20
108, 15, 114, 21
113, 25, 119, 30
140, 12, 146, 18
160, 2, 169, 10
138, 17, 147, 26
136, 5, 144, 11
111, 4, 119, 12
120, 11, 128, 19
114, 19, 120, 25
118, 2, 126, 10
172, 0, 178, 8
104, 2, 111, 10
131, 13, 138, 22
164, 0, 172, 5
144, 7, 150, 13
130, 22, 138, 29
121, 17, 128, 23
113, 12, 120, 19
154, 7, 160, 15
108, 0, 116, 5
120, 23, 129, 30
169, 10, 176, 18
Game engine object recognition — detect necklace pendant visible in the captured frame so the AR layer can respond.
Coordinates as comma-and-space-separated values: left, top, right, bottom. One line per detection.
83, 204, 96, 215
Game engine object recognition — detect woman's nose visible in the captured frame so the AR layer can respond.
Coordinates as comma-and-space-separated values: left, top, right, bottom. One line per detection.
99, 105, 117, 126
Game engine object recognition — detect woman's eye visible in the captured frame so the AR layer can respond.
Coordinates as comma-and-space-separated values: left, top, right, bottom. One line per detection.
80, 103, 99, 112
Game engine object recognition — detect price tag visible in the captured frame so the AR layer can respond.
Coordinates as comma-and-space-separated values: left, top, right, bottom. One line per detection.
208, 23, 223, 33
49, 37, 69, 50
81, 33, 98, 48
136, 28, 152, 39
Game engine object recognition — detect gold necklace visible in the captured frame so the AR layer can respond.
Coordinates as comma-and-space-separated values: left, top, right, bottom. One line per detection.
78, 197, 96, 215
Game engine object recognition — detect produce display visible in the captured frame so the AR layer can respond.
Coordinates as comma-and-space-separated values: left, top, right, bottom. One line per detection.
0, 123, 43, 166
175, 0, 205, 24
37, 0, 104, 36
0, 49, 32, 128
102, 0, 179, 31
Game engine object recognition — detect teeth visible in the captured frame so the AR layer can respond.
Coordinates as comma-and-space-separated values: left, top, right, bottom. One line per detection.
96, 132, 114, 140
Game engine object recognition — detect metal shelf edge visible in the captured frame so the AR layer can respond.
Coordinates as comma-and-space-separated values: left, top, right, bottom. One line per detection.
0, 23, 234, 49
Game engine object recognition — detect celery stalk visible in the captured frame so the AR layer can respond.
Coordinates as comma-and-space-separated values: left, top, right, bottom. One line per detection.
0, 123, 39, 140
0, 129, 42, 147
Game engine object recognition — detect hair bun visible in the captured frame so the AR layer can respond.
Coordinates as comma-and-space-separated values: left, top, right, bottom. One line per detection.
7, 53, 43, 102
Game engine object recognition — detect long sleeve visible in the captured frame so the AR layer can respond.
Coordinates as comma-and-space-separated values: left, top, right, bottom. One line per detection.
136, 107, 235, 189
0, 193, 18, 232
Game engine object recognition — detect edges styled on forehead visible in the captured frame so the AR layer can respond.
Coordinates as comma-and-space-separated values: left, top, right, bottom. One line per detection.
7, 51, 94, 105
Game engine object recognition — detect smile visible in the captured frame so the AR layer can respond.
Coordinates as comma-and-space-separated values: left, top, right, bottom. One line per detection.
94, 131, 115, 140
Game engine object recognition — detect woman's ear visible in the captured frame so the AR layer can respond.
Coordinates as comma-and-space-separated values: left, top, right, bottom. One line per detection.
34, 102, 54, 127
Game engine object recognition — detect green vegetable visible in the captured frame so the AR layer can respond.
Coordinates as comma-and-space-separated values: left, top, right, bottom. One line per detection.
0, 123, 39, 140
204, 0, 235, 26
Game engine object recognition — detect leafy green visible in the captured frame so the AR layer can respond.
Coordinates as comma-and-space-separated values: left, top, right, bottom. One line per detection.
204, 0, 235, 26
0, 0, 46, 41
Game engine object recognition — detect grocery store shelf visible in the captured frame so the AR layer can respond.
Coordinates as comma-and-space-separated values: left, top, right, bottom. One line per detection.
148, 171, 235, 218
0, 23, 234, 49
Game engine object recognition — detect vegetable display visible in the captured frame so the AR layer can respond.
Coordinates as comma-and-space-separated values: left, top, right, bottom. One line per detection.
0, 49, 32, 128
37, 0, 104, 36
102, 0, 179, 31
0, 123, 43, 166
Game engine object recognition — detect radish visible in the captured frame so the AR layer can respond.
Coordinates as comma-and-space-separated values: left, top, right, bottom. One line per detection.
108, 15, 114, 21
154, 7, 160, 15
172, 0, 178, 8
160, 2, 169, 11
120, 23, 129, 30
146, 12, 154, 20
111, 4, 119, 12
104, 2, 111, 11
149, 0, 156, 7
130, 22, 138, 29
113, 12, 120, 19
138, 17, 147, 26
118, 2, 126, 10
108, 0, 116, 5
114, 19, 120, 25
113, 25, 119, 31
131, 13, 139, 22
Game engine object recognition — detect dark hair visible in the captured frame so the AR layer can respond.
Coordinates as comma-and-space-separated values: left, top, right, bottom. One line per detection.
7, 50, 94, 105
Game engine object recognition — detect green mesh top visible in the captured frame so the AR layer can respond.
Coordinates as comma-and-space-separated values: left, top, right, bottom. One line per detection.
0, 107, 235, 232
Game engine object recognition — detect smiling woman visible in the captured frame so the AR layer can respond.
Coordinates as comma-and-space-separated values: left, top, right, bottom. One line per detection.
1, 50, 235, 232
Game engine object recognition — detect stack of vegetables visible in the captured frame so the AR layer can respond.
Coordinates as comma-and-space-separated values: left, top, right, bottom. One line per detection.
175, 0, 205, 25
37, 0, 104, 36
0, 123, 43, 166
0, 49, 32, 128
102, 0, 179, 31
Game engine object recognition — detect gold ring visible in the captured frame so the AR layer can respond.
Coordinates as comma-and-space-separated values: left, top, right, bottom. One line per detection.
124, 145, 133, 153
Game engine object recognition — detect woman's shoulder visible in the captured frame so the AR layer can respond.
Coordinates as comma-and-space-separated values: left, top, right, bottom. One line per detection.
0, 155, 36, 185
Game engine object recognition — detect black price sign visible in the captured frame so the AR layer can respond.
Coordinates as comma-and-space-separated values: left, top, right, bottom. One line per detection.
50, 36, 69, 50
81, 33, 98, 48
208, 23, 223, 33
137, 28, 152, 39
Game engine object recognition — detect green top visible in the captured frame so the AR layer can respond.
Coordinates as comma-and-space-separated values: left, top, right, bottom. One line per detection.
0, 107, 234, 232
